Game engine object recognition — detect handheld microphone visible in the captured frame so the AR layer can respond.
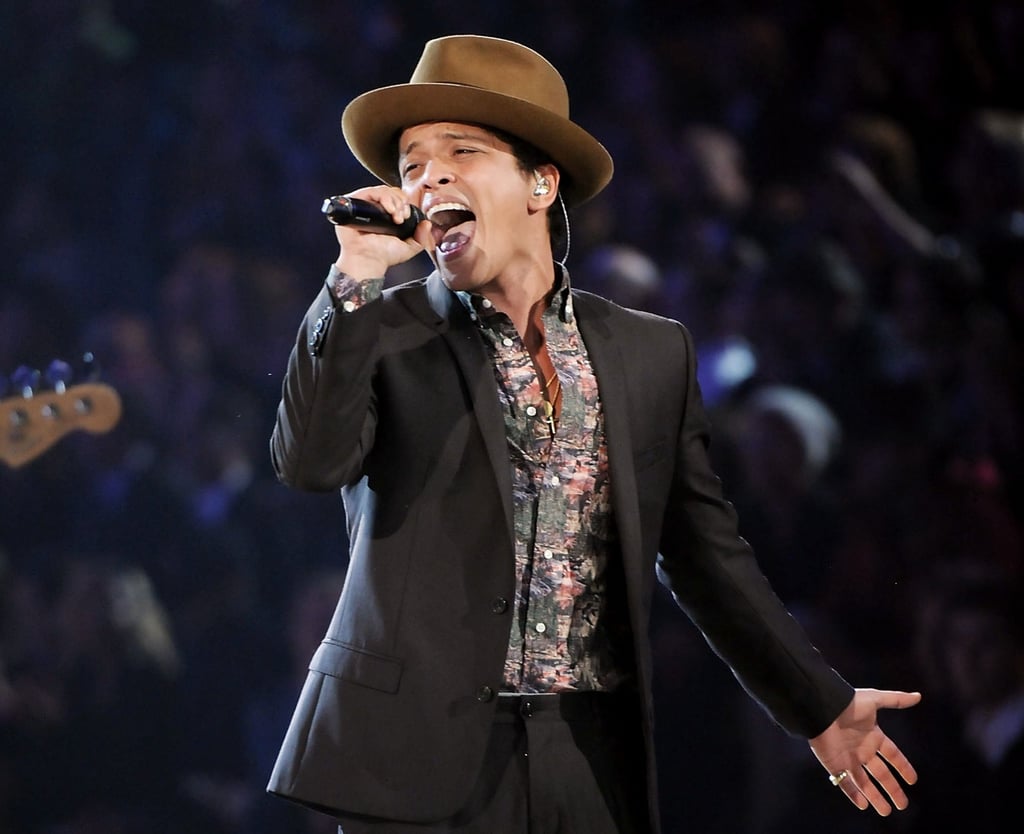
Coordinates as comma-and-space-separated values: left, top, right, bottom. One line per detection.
322, 196, 425, 239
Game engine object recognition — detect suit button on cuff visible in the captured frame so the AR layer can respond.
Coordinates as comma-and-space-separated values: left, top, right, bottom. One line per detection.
307, 307, 333, 356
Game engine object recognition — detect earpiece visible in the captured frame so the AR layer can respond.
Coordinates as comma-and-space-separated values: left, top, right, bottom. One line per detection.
533, 176, 551, 197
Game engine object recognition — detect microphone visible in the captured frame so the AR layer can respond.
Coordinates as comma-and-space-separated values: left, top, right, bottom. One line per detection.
322, 196, 425, 239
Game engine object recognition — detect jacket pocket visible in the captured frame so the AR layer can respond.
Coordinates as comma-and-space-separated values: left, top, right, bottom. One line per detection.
309, 638, 403, 693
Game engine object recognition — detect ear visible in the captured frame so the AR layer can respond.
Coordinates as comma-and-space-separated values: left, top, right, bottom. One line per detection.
527, 163, 560, 211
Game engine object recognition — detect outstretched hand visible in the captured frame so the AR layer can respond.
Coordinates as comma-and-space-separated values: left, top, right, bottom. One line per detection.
808, 688, 922, 816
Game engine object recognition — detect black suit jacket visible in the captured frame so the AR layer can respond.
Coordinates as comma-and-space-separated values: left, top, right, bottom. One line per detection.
266, 271, 853, 829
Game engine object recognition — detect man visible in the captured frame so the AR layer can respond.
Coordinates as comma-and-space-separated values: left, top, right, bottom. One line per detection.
266, 34, 920, 833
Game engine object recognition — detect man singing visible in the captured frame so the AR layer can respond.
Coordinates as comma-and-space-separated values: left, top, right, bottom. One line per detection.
266, 34, 920, 834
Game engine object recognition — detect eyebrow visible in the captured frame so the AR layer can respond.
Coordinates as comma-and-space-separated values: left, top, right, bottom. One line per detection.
399, 129, 493, 159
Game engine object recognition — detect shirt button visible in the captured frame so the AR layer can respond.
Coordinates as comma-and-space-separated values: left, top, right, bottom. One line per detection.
342, 300, 356, 313
481, 298, 493, 308
535, 622, 547, 634
550, 475, 560, 485
525, 406, 537, 417
543, 549, 553, 559
502, 337, 514, 347
475, 686, 495, 702
491, 597, 509, 614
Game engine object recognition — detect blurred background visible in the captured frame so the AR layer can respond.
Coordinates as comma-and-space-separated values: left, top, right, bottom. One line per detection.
2, 2, 1022, 832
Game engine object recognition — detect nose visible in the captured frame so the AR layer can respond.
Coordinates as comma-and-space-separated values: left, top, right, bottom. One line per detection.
422, 160, 454, 188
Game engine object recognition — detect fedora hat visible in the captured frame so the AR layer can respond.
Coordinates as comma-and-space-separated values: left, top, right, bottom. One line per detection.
341, 35, 614, 206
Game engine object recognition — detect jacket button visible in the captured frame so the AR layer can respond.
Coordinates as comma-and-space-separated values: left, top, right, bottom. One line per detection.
307, 308, 333, 355
490, 597, 509, 614
475, 686, 495, 703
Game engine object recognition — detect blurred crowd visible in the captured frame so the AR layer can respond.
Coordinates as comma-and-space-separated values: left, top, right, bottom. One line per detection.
2, 2, 1023, 833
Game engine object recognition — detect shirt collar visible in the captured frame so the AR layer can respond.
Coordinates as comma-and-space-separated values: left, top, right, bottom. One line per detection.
455, 264, 575, 326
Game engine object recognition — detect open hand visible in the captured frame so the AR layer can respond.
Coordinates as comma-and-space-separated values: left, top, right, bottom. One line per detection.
809, 688, 922, 815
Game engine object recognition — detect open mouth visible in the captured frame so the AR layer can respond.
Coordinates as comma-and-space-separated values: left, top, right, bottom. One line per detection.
427, 202, 476, 256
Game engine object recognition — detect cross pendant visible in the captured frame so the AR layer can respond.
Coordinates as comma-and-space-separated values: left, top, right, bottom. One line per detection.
542, 400, 557, 435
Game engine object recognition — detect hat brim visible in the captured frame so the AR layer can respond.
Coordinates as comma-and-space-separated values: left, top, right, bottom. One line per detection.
342, 83, 614, 207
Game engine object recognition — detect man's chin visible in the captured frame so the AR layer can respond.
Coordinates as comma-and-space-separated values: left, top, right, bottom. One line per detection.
438, 259, 479, 293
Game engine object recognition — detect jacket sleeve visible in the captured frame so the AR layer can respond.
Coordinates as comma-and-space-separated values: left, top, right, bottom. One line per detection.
270, 276, 383, 492
656, 322, 853, 738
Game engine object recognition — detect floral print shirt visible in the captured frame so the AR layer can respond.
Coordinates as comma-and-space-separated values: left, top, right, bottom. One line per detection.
457, 271, 623, 693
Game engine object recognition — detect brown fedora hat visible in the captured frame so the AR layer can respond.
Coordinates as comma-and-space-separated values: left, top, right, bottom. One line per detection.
341, 35, 614, 206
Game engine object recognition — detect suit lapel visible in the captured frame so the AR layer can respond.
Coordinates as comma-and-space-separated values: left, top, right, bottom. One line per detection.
574, 294, 647, 630
420, 272, 516, 543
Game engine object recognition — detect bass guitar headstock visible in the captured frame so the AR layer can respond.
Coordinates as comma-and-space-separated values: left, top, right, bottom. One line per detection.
1, 357, 122, 468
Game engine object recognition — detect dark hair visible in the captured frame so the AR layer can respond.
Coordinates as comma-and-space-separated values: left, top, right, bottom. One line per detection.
487, 126, 568, 254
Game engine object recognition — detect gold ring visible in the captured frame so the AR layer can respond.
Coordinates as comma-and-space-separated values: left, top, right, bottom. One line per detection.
829, 770, 850, 787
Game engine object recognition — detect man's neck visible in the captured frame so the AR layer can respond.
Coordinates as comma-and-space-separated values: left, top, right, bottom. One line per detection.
480, 252, 557, 338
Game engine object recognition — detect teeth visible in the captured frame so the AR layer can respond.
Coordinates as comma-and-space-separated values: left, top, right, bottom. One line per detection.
426, 202, 471, 220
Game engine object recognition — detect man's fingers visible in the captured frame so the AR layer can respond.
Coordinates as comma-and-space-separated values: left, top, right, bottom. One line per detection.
862, 783, 895, 816
839, 766, 886, 814
841, 788, 870, 812
879, 737, 919, 786
864, 756, 910, 811
875, 689, 922, 710
836, 773, 870, 812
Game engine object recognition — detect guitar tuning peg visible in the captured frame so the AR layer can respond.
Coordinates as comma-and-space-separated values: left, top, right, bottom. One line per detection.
45, 359, 74, 393
10, 365, 41, 398
76, 351, 102, 382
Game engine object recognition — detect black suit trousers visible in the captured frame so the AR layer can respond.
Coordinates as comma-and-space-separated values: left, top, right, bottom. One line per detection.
336, 691, 650, 834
